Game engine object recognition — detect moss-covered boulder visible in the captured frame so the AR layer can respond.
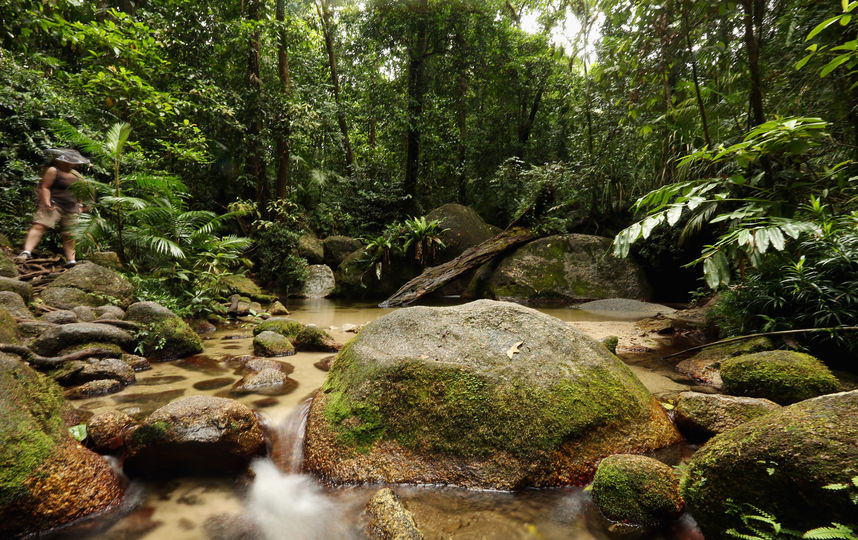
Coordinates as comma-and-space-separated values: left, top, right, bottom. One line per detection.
297, 233, 325, 264
296, 264, 336, 298
30, 322, 135, 356
675, 337, 776, 388
335, 248, 421, 299
674, 391, 780, 440
303, 300, 681, 489
424, 203, 499, 263
41, 261, 134, 308
681, 390, 858, 538
125, 301, 203, 361
0, 291, 30, 319
323, 235, 363, 268
253, 317, 304, 337
591, 454, 684, 526
720, 351, 839, 404
484, 235, 651, 304
252, 330, 295, 357
0, 307, 20, 344
0, 253, 17, 278
221, 275, 272, 303
124, 396, 266, 476
0, 276, 32, 303
294, 325, 341, 352
0, 353, 122, 536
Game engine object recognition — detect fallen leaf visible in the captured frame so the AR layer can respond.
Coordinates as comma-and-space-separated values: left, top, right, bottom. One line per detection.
506, 341, 523, 359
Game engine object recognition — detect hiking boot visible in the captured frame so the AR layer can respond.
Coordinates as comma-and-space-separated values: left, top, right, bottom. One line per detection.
63, 260, 77, 268
14, 251, 32, 262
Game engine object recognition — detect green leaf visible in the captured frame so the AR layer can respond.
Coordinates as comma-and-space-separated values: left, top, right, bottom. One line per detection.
667, 205, 683, 226
807, 16, 845, 41
69, 424, 87, 442
796, 53, 814, 71
820, 54, 851, 77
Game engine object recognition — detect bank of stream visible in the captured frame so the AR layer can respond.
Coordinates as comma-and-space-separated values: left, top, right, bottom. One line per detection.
59, 299, 707, 540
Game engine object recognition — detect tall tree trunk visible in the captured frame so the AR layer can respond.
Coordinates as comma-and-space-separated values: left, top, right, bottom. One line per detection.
683, 0, 712, 148
740, 0, 765, 127
246, 0, 267, 205
316, 0, 354, 173
369, 56, 378, 149
517, 86, 544, 155
275, 0, 292, 200
404, 0, 428, 211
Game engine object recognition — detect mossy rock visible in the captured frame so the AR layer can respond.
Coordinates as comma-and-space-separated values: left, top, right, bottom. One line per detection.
0, 253, 16, 278
675, 336, 776, 387
42, 261, 134, 308
0, 291, 30, 319
680, 390, 858, 538
294, 325, 340, 352
485, 234, 651, 304
253, 317, 304, 337
335, 248, 421, 300
365, 488, 424, 540
303, 300, 681, 489
591, 454, 684, 526
424, 203, 499, 263
323, 235, 363, 268
220, 275, 272, 303
125, 301, 203, 361
252, 331, 295, 357
0, 276, 32, 304
297, 233, 325, 264
673, 391, 781, 440
0, 307, 20, 344
0, 353, 122, 536
720, 350, 838, 404
30, 322, 135, 357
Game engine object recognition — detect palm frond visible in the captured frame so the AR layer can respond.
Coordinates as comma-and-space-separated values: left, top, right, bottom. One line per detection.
103, 122, 132, 159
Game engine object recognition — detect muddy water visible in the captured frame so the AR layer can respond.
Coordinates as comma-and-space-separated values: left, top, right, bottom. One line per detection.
64, 299, 701, 540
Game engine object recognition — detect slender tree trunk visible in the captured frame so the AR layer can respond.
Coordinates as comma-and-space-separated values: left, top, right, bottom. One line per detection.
369, 56, 378, 149
404, 0, 428, 211
275, 0, 292, 200
683, 0, 712, 148
246, 0, 267, 205
316, 0, 354, 173
740, 0, 765, 127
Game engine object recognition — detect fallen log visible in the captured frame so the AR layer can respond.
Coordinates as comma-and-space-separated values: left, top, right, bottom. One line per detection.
0, 344, 120, 368
379, 227, 538, 308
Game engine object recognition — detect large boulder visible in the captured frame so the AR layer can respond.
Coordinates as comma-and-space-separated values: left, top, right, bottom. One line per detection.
424, 203, 499, 263
335, 248, 421, 299
297, 233, 325, 264
484, 234, 651, 303
303, 300, 681, 489
30, 322, 135, 356
323, 235, 363, 268
0, 291, 30, 319
125, 301, 203, 361
0, 276, 32, 303
296, 264, 336, 298
720, 351, 839, 404
591, 454, 684, 526
675, 336, 775, 388
124, 396, 266, 476
673, 391, 781, 440
0, 353, 122, 537
41, 261, 134, 308
680, 390, 858, 538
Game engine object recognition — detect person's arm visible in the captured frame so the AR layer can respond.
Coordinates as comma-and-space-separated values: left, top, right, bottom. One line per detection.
39, 167, 57, 210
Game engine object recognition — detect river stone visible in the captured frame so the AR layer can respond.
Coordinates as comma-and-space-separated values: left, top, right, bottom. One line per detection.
241, 358, 294, 374
66, 379, 123, 398
485, 235, 651, 303
0, 291, 30, 319
221, 275, 271, 302
296, 264, 336, 298
293, 326, 340, 352
231, 368, 294, 394
41, 309, 78, 325
323, 235, 363, 268
72, 305, 95, 322
0, 253, 16, 277
253, 317, 303, 337
297, 233, 325, 264
425, 203, 499, 263
674, 391, 781, 440
125, 301, 203, 361
0, 276, 32, 303
30, 322, 135, 356
268, 300, 289, 316
42, 261, 134, 308
591, 454, 684, 526
681, 390, 858, 538
365, 488, 424, 540
252, 331, 295, 357
303, 300, 681, 489
124, 395, 266, 476
0, 353, 122, 537
88, 410, 135, 453
122, 353, 151, 372
78, 358, 136, 385
675, 337, 776, 388
95, 304, 125, 320
720, 351, 839, 404
0, 307, 20, 344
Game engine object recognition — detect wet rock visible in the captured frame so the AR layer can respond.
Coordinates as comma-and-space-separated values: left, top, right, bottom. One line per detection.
425, 203, 499, 263
303, 300, 681, 489
72, 305, 96, 322
293, 326, 340, 352
30, 322, 135, 356
0, 252, 16, 277
342, 323, 358, 333
296, 264, 336, 298
41, 309, 78, 324
297, 233, 325, 264
591, 454, 683, 526
0, 353, 122, 536
721, 350, 839, 404
124, 395, 266, 476
674, 391, 781, 440
253, 317, 303, 337
0, 276, 32, 303
365, 488, 424, 540
268, 300, 289, 316
0, 290, 30, 319
42, 261, 134, 308
681, 390, 858, 537
314, 354, 336, 371
193, 319, 217, 334
95, 304, 125, 320
484, 235, 651, 303
323, 235, 363, 268
125, 301, 203, 361
17, 320, 58, 339
88, 410, 135, 453
122, 353, 151, 372
66, 379, 123, 398
675, 337, 776, 388
241, 357, 294, 375
78, 358, 136, 385
252, 331, 295, 357
0, 307, 20, 344
193, 378, 236, 391
231, 368, 296, 395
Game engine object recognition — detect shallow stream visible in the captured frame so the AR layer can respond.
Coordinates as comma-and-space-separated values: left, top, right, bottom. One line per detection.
58, 299, 705, 540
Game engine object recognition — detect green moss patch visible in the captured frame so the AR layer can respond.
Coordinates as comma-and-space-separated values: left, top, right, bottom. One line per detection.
591, 454, 683, 525
720, 350, 838, 404
253, 318, 304, 337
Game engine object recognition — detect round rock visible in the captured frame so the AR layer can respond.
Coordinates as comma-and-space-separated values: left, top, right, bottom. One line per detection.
252, 331, 295, 357
674, 391, 781, 440
720, 350, 839, 404
88, 410, 135, 453
591, 454, 684, 526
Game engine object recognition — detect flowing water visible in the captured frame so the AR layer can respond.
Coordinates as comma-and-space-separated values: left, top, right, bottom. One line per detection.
59, 299, 704, 540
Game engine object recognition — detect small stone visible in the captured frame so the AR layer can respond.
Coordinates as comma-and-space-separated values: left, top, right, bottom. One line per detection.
94, 305, 125, 320
66, 379, 122, 398
0, 276, 33, 303
314, 355, 336, 372
342, 323, 358, 333
674, 391, 781, 440
253, 317, 303, 337
79, 358, 136, 385
121, 353, 151, 372
365, 488, 423, 540
268, 300, 289, 316
293, 326, 341, 352
88, 410, 135, 452
72, 306, 96, 322
252, 331, 295, 357
0, 290, 30, 319
231, 368, 295, 395
41, 309, 78, 324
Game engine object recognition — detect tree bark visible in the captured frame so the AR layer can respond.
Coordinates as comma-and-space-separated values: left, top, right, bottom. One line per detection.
275, 0, 292, 200
246, 0, 267, 205
316, 0, 354, 174
404, 0, 429, 211
683, 0, 712, 148
740, 0, 765, 127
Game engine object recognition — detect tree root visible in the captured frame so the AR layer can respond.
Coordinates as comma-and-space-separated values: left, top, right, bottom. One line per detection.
0, 344, 120, 367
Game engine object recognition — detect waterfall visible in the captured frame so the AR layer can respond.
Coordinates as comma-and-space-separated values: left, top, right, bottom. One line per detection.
269, 398, 312, 473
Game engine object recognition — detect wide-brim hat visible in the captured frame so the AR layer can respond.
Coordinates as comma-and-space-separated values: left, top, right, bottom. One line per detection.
47, 148, 90, 165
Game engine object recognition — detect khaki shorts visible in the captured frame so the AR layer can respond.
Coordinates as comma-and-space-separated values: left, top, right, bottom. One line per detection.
33, 206, 78, 230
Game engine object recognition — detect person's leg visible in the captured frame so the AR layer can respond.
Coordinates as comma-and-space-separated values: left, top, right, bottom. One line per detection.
61, 231, 75, 263
22, 223, 48, 252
